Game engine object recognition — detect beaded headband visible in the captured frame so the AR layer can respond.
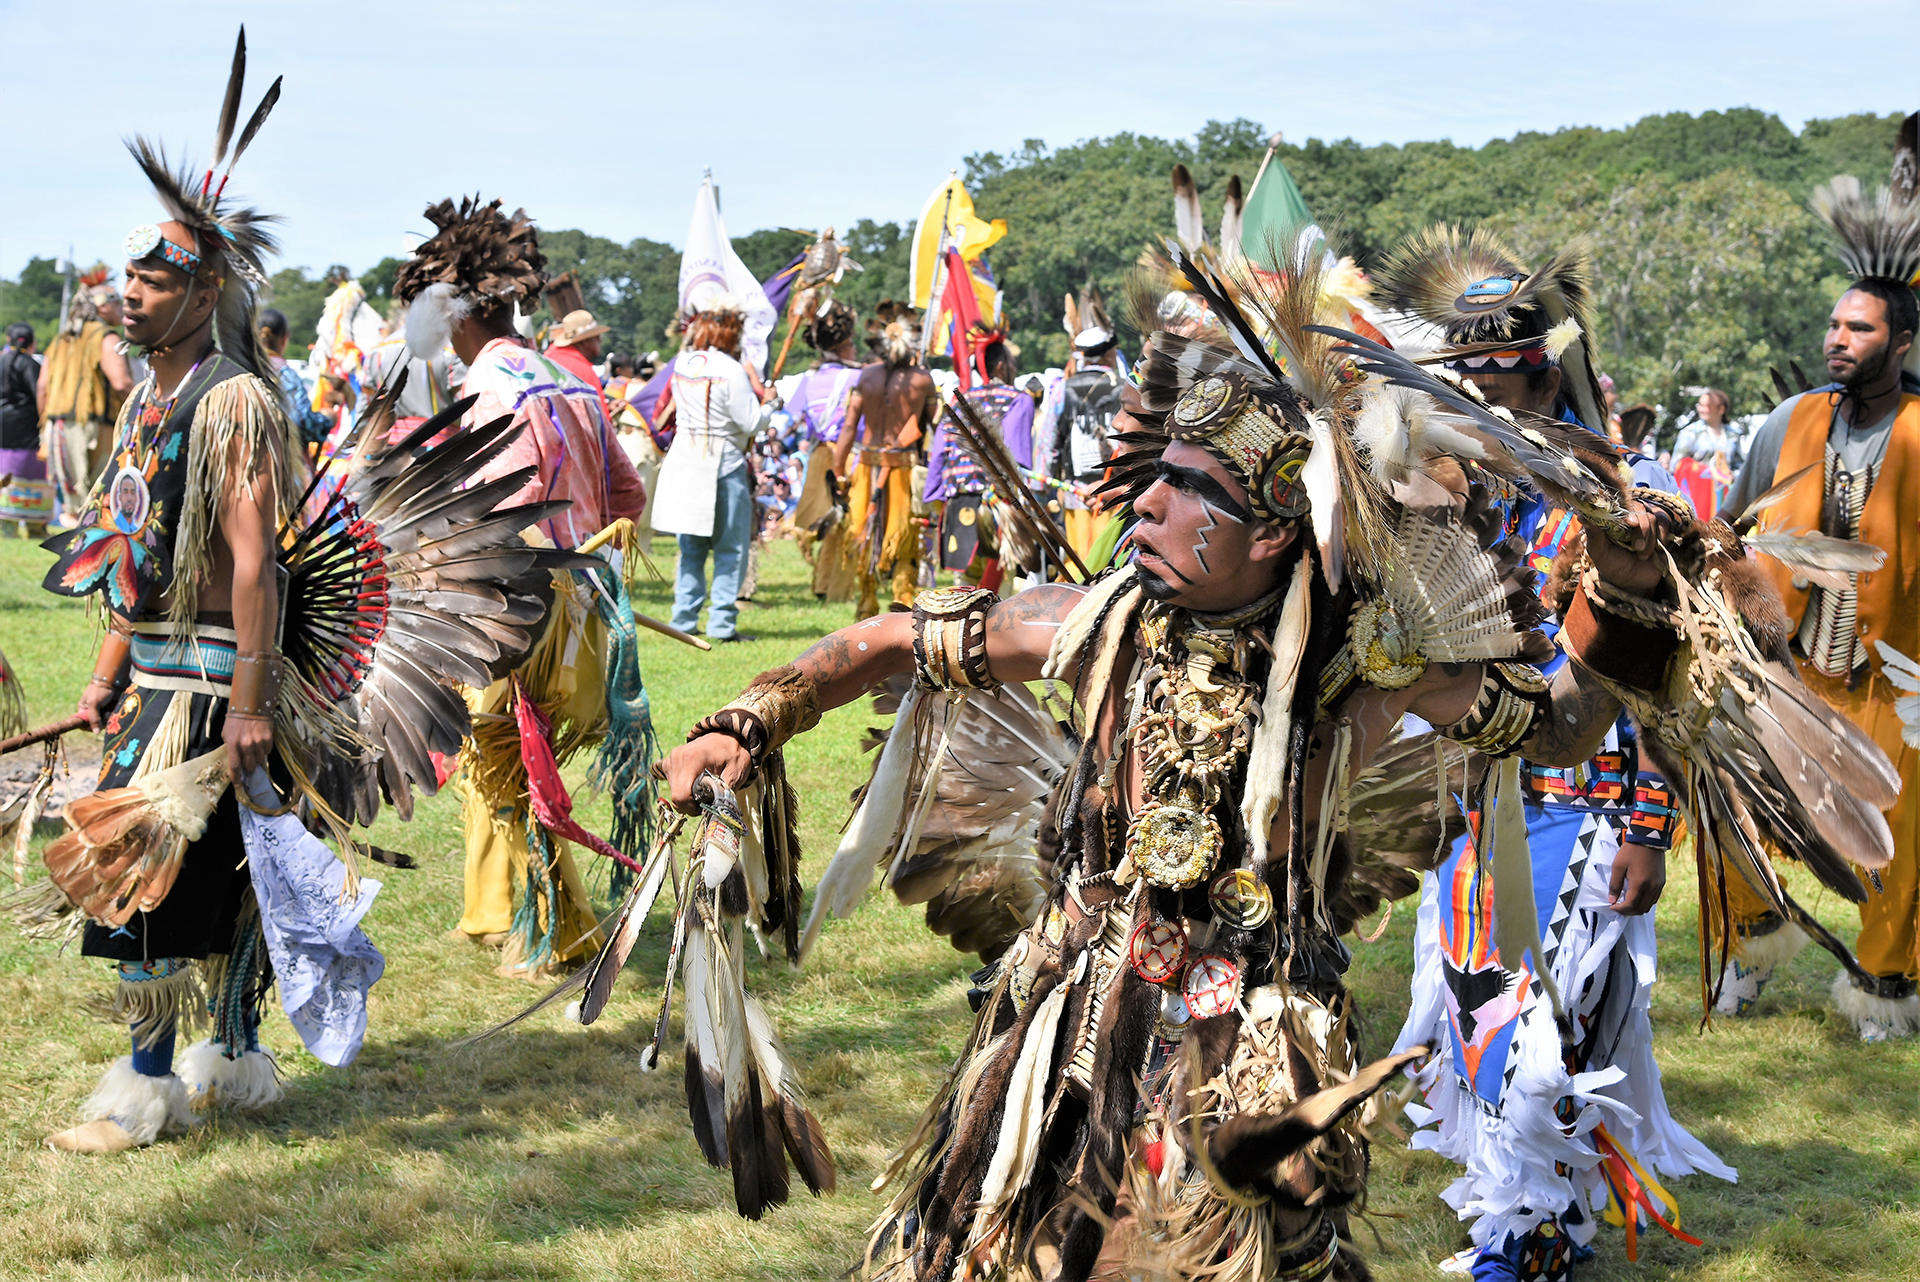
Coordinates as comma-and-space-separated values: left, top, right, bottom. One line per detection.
1167, 371, 1313, 524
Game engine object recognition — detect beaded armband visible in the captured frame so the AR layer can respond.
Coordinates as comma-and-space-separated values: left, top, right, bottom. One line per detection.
1624, 771, 1677, 849
911, 586, 1000, 692
1440, 661, 1550, 757
688, 666, 822, 776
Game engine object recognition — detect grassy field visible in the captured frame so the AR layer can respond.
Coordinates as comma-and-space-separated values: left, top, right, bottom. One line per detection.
0, 531, 1915, 1282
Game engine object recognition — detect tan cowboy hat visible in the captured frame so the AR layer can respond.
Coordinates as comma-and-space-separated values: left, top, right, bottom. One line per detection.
549, 308, 611, 346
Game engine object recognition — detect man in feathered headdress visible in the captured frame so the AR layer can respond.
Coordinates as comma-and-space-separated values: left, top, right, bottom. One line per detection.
831, 300, 938, 619
394, 195, 648, 975
636, 229, 1783, 1274
1714, 115, 1920, 1042
37, 267, 138, 523
1377, 227, 1731, 1279
38, 40, 306, 1153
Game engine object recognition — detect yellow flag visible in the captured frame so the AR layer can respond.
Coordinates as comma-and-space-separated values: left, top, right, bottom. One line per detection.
910, 177, 1007, 309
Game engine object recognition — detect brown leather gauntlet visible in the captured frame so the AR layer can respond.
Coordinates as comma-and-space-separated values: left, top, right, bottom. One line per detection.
229, 651, 287, 718
688, 666, 822, 781
1560, 588, 1678, 692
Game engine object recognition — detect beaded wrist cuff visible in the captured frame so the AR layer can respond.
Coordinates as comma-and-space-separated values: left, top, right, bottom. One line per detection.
1625, 771, 1677, 848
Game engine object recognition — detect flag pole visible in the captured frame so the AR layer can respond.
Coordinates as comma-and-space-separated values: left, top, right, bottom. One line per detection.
1245, 130, 1283, 203
917, 172, 958, 363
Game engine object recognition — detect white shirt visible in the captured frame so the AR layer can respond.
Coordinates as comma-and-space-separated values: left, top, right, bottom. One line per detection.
652, 347, 761, 537
669, 348, 757, 477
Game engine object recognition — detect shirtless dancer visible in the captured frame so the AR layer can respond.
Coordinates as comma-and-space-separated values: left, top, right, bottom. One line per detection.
833, 302, 940, 618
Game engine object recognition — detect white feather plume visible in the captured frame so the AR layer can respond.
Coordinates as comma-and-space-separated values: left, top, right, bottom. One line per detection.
1874, 640, 1920, 748
1302, 410, 1346, 591
798, 686, 922, 959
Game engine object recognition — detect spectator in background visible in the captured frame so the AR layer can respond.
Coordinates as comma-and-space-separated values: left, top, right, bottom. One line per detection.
1619, 403, 1659, 458
652, 292, 764, 642
543, 308, 613, 427
0, 323, 53, 534
1671, 388, 1745, 471
259, 309, 341, 450
1669, 387, 1745, 516
37, 278, 135, 523
1598, 371, 1623, 441
604, 352, 664, 541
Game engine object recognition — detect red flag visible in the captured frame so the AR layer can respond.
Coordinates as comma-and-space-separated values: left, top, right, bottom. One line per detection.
940, 247, 984, 390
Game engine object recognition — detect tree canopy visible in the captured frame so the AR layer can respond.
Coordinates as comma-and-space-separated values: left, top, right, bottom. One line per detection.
2, 107, 1904, 420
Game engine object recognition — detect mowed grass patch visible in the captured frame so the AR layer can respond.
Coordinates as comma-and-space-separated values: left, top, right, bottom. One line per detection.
0, 533, 1914, 1280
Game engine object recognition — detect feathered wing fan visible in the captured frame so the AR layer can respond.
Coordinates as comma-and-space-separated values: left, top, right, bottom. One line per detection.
882, 678, 1071, 959
802, 678, 1071, 963
1312, 323, 1903, 996
278, 375, 596, 825
1332, 727, 1484, 934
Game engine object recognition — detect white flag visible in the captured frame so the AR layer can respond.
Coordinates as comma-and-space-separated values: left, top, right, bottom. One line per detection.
679, 174, 777, 373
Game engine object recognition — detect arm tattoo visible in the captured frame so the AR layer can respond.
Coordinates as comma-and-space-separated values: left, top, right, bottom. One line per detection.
987, 584, 1087, 633
796, 633, 856, 684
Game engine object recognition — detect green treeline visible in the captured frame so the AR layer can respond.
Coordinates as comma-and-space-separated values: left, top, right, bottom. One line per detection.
1, 107, 1902, 423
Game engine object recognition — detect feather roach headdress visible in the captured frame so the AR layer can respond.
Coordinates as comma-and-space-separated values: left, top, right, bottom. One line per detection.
865, 300, 920, 366
1377, 225, 1611, 433
1810, 112, 1920, 289
122, 26, 282, 381
393, 196, 546, 357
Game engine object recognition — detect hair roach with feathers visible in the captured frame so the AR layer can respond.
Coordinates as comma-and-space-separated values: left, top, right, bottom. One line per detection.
1376, 224, 1612, 433
1812, 113, 1920, 288
125, 26, 283, 381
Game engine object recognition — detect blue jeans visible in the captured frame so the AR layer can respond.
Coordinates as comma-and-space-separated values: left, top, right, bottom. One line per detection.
673, 464, 753, 638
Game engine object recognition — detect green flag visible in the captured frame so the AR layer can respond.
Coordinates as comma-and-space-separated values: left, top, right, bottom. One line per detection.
1239, 149, 1320, 270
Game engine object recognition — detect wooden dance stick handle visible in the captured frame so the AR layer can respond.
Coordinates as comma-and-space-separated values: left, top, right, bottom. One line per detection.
0, 714, 90, 756
634, 610, 713, 651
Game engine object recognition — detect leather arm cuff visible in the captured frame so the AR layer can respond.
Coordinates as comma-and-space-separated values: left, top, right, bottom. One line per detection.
1560, 589, 1677, 693
229, 651, 286, 718
689, 666, 822, 779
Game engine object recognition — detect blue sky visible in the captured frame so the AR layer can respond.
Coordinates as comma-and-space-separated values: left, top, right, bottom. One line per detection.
2, 0, 1915, 279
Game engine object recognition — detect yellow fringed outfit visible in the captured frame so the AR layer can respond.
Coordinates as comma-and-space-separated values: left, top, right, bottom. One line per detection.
457, 573, 608, 970
841, 447, 920, 619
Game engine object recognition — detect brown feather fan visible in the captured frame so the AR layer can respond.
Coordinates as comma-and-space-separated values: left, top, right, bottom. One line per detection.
860, 675, 1070, 961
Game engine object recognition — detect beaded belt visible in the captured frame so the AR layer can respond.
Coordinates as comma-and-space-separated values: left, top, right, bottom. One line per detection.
129, 620, 239, 696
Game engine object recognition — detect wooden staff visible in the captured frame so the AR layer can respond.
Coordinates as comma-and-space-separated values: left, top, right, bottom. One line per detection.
0, 714, 89, 757
577, 521, 714, 651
